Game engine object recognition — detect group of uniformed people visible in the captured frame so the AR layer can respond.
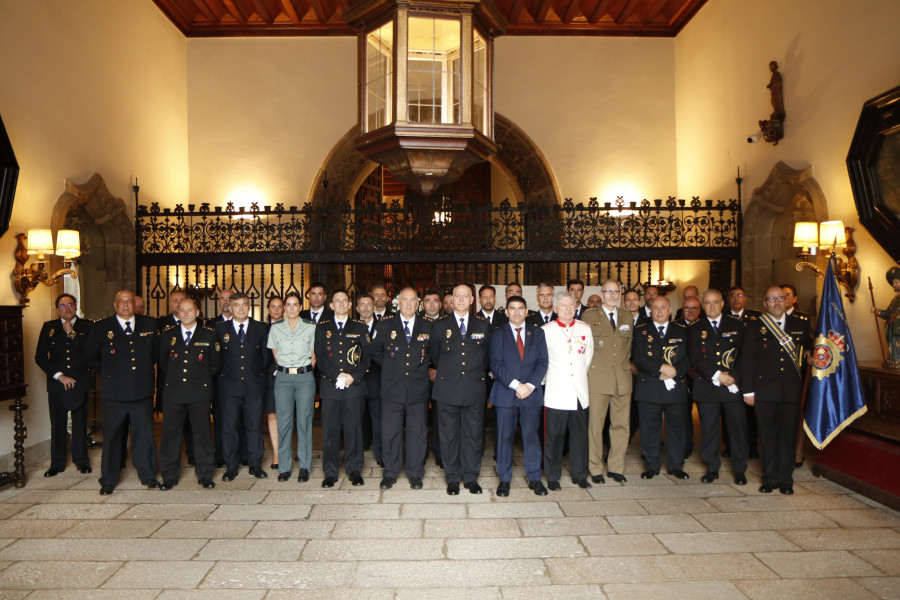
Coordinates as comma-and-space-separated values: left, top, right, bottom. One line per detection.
34, 277, 811, 497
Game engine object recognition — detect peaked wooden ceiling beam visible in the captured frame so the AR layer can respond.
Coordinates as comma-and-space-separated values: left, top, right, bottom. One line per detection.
615, 0, 642, 24
587, 0, 612, 24
250, 0, 274, 24
280, 0, 303, 24
528, 0, 553, 24
309, 0, 330, 23
189, 0, 218, 24
560, 0, 581, 24
508, 0, 526, 23
221, 0, 248, 24
643, 0, 668, 23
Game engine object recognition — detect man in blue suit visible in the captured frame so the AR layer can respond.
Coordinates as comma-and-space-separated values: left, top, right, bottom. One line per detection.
489, 295, 549, 496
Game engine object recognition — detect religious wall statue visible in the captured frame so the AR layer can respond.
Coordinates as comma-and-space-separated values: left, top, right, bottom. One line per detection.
872, 266, 900, 368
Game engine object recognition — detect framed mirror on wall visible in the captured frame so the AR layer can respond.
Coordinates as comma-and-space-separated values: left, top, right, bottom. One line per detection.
847, 84, 900, 261
0, 114, 19, 239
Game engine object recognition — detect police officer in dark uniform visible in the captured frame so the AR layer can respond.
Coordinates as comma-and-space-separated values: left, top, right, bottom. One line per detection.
632, 296, 691, 480
725, 285, 762, 459
430, 283, 492, 495
740, 286, 812, 495
315, 289, 372, 487
156, 289, 195, 465
421, 289, 443, 468
215, 292, 269, 482
690, 290, 748, 485
371, 287, 433, 490
85, 290, 160, 495
357, 293, 383, 466
35, 293, 94, 476
158, 299, 221, 490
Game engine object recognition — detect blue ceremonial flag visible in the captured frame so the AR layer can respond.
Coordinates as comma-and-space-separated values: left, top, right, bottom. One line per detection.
804, 255, 868, 449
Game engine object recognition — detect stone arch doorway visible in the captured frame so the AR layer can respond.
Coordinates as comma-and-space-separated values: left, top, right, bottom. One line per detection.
742, 161, 828, 316
49, 173, 136, 320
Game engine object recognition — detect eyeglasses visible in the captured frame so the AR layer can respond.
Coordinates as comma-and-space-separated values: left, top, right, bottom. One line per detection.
765, 296, 786, 302
58, 303, 75, 309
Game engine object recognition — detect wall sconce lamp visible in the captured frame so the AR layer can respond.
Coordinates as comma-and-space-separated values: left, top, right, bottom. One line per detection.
652, 259, 677, 295
793, 220, 859, 302
13, 228, 80, 305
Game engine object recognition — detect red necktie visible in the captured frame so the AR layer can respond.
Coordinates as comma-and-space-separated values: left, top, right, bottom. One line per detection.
516, 327, 525, 360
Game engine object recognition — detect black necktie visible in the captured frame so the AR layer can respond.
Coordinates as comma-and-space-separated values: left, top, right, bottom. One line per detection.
337, 321, 343, 334
609, 312, 616, 329
238, 323, 245, 343
544, 315, 549, 323
658, 325, 665, 336
404, 320, 411, 343
124, 322, 133, 335
712, 320, 718, 334
312, 311, 318, 323
185, 330, 192, 344
459, 317, 466, 337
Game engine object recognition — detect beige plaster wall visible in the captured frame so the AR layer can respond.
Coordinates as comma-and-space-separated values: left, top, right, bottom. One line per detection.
0, 0, 188, 456
185, 37, 357, 209
675, 0, 900, 361
495, 36, 677, 203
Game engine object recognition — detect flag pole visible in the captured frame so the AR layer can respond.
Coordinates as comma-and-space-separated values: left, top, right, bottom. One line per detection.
869, 276, 888, 362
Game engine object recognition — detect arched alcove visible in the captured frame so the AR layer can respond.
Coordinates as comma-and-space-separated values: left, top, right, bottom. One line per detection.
49, 174, 135, 319
743, 161, 828, 314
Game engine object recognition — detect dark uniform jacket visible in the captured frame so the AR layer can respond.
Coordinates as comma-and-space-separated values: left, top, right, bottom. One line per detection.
689, 315, 744, 403
361, 318, 381, 399
157, 314, 179, 333
740, 313, 812, 403
729, 308, 761, 322
159, 326, 222, 405
300, 307, 334, 324
632, 321, 691, 404
526, 311, 556, 328
85, 314, 159, 401
477, 309, 508, 329
315, 318, 371, 399
371, 314, 433, 404
35, 317, 94, 408
430, 314, 492, 406
215, 318, 268, 392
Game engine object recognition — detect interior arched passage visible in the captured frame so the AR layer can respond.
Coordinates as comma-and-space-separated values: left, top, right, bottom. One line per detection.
742, 161, 828, 315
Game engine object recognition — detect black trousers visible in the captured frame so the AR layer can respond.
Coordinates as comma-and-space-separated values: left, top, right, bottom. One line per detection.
382, 399, 427, 479
322, 396, 365, 478
48, 391, 88, 469
100, 397, 158, 486
437, 401, 484, 484
755, 400, 799, 486
427, 398, 441, 464
220, 391, 264, 469
698, 400, 748, 474
544, 404, 588, 482
637, 401, 685, 473
365, 393, 383, 462
160, 401, 215, 481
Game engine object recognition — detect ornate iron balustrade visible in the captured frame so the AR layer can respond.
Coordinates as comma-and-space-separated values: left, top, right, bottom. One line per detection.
136, 195, 740, 266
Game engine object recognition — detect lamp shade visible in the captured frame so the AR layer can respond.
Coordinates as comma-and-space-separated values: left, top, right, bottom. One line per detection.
25, 229, 54, 259
793, 222, 819, 249
55, 229, 81, 259
819, 221, 847, 248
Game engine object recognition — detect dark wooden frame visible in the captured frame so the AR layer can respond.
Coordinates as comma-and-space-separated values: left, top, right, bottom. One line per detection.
0, 114, 19, 240
847, 84, 900, 262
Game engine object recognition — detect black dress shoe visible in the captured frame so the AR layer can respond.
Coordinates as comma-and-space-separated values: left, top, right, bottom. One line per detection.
748, 450, 760, 459
380, 477, 396, 490
142, 478, 161, 489
529, 480, 548, 496
795, 456, 805, 468
669, 470, 689, 480
240, 458, 249, 466
270, 463, 279, 470
591, 474, 605, 484
76, 464, 92, 474
547, 480, 561, 491
435, 459, 443, 469
222, 468, 238, 482
734, 473, 747, 486
322, 476, 337, 488
278, 472, 291, 482
758, 482, 775, 493
409, 477, 423, 490
376, 459, 385, 468
44, 467, 63, 477
159, 479, 177, 491
297, 469, 310, 483
779, 483, 794, 495
608, 472, 627, 483
700, 472, 719, 483
99, 485, 115, 495
446, 482, 460, 495
349, 472, 365, 486
466, 481, 483, 494
496, 481, 510, 497
249, 466, 268, 479
640, 469, 659, 479
200, 478, 215, 489
721, 448, 731, 458
216, 460, 225, 468
575, 478, 592, 489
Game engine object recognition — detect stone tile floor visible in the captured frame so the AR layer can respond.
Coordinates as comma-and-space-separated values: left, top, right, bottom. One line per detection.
0, 438, 898, 599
